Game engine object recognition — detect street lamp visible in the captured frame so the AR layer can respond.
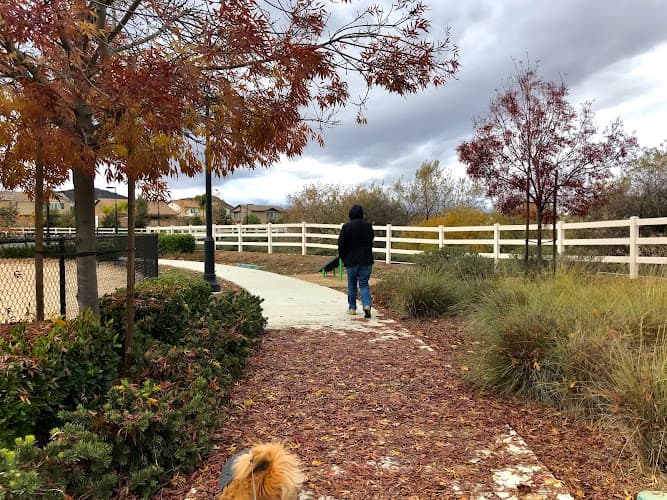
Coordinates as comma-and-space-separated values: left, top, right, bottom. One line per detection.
107, 185, 118, 234
203, 98, 220, 292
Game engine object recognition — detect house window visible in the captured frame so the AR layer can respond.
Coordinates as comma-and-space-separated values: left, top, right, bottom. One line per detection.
267, 211, 277, 220
49, 202, 65, 210
187, 208, 198, 215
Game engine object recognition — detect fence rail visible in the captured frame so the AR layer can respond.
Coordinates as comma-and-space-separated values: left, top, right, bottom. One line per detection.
6, 216, 667, 278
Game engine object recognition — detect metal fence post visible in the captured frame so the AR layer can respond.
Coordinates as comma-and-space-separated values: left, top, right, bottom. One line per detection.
267, 223, 273, 254
629, 216, 639, 279
59, 239, 66, 316
385, 224, 392, 264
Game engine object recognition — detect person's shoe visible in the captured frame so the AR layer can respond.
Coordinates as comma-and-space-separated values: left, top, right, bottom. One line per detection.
347, 309, 357, 315
363, 306, 371, 319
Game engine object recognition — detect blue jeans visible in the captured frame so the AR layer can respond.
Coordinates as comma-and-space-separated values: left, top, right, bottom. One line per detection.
346, 265, 372, 311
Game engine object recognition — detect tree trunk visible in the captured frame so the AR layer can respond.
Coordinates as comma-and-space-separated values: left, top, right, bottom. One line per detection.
124, 177, 136, 372
34, 140, 44, 321
536, 208, 543, 272
552, 172, 558, 276
73, 168, 99, 316
524, 169, 530, 276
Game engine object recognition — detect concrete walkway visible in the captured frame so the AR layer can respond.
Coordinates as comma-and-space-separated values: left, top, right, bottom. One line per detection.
160, 259, 391, 332
160, 259, 573, 499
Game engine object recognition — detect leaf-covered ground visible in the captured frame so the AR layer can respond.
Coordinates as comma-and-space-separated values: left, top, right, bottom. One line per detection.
155, 253, 666, 498
156, 319, 659, 499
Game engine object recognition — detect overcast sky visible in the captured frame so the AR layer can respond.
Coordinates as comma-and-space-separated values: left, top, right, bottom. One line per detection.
103, 0, 667, 206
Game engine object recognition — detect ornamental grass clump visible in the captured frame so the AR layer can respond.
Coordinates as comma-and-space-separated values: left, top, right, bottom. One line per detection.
467, 268, 667, 471
392, 268, 462, 318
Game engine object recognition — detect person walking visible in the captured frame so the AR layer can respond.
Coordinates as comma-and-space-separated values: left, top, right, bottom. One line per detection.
338, 204, 374, 318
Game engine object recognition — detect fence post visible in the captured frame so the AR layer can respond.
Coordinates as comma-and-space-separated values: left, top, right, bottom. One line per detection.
493, 223, 500, 264
59, 239, 66, 316
629, 216, 639, 279
301, 221, 307, 256
237, 223, 243, 252
557, 220, 565, 255
438, 225, 444, 249
385, 224, 392, 264
267, 223, 273, 254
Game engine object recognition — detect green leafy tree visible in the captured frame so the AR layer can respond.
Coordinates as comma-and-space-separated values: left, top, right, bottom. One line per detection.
135, 196, 149, 228
243, 213, 262, 224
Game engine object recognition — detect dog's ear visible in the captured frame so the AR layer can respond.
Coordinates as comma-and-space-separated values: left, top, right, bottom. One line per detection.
253, 459, 269, 473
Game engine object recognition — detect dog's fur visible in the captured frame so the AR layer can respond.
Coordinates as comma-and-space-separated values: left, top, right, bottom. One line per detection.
218, 442, 304, 500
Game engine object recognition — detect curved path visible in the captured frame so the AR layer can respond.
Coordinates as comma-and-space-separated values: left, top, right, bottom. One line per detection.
160, 259, 573, 499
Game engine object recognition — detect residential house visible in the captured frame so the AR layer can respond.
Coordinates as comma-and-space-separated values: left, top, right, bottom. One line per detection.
145, 200, 179, 227
0, 190, 73, 227
170, 197, 234, 224
59, 188, 128, 228
231, 204, 283, 224
169, 198, 202, 219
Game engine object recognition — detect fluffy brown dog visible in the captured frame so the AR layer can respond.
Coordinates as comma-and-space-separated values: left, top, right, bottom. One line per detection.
218, 442, 304, 500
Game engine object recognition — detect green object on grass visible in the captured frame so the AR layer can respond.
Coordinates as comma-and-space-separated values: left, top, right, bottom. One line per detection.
236, 263, 264, 270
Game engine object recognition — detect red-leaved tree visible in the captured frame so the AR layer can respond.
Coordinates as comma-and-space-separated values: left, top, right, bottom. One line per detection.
457, 62, 637, 271
0, 0, 459, 315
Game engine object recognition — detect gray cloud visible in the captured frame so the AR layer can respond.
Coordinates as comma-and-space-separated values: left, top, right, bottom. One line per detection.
162, 0, 667, 204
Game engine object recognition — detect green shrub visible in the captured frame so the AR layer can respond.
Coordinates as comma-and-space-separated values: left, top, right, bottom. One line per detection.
0, 426, 115, 499
63, 378, 222, 497
139, 290, 266, 387
158, 233, 196, 254
0, 242, 76, 259
100, 273, 211, 345
207, 290, 267, 340
0, 313, 120, 446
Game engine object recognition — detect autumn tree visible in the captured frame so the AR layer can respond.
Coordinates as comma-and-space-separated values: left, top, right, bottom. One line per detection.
1, 0, 458, 314
457, 62, 637, 271
393, 160, 482, 221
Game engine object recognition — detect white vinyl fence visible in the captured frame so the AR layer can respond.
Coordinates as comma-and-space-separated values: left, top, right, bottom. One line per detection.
7, 216, 667, 278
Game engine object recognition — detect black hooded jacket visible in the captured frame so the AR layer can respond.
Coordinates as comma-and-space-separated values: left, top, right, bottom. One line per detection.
338, 206, 374, 267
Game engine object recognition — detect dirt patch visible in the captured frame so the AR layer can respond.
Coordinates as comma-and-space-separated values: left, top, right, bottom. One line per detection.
0, 259, 131, 323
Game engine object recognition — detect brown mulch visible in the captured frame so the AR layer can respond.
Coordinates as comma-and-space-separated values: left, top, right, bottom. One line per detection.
154, 252, 667, 499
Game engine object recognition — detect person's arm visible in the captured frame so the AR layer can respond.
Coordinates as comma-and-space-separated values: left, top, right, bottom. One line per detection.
338, 226, 347, 259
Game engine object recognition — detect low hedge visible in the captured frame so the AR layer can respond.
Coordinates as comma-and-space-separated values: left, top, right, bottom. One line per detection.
1, 272, 268, 498
100, 273, 211, 345
0, 313, 120, 447
158, 233, 196, 255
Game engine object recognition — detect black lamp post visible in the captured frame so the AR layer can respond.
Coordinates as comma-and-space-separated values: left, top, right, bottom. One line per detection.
107, 185, 118, 234
203, 98, 220, 292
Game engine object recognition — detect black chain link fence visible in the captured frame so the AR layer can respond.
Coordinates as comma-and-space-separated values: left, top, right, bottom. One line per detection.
0, 234, 158, 323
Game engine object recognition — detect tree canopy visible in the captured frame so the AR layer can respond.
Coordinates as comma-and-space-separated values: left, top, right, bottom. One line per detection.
457, 62, 637, 269
0, 0, 459, 312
